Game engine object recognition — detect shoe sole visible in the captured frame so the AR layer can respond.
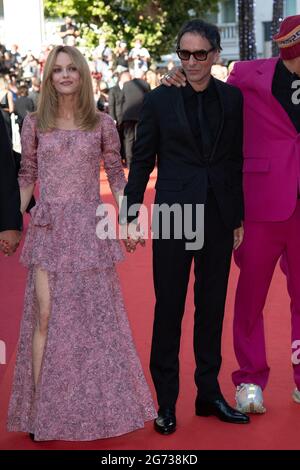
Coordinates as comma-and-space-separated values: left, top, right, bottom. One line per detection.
196, 410, 250, 424
155, 428, 176, 435
292, 391, 300, 404
236, 402, 266, 414
154, 424, 176, 435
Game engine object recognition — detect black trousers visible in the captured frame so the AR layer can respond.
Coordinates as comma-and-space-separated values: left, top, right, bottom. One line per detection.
150, 190, 233, 409
122, 120, 137, 168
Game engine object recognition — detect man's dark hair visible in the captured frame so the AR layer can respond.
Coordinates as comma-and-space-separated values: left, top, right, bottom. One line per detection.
17, 85, 29, 97
176, 19, 222, 51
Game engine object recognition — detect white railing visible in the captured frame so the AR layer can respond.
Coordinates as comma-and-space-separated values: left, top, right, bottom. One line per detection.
218, 23, 238, 41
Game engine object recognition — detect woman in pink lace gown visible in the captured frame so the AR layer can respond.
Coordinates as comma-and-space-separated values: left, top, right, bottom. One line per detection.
7, 46, 156, 441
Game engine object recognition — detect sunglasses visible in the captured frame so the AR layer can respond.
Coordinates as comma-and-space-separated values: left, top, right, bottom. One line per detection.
176, 47, 215, 62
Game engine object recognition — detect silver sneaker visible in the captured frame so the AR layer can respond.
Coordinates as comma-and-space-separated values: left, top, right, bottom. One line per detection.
292, 388, 300, 404
235, 383, 266, 414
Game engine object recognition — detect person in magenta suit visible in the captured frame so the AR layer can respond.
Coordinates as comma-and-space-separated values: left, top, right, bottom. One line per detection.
160, 14, 300, 415
227, 15, 300, 413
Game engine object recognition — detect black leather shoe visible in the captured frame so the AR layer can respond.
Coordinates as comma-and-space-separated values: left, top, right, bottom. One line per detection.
154, 407, 176, 435
29, 433, 35, 441
195, 396, 250, 424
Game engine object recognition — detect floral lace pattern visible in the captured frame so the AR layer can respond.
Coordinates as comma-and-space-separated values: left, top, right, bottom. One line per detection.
18, 113, 126, 272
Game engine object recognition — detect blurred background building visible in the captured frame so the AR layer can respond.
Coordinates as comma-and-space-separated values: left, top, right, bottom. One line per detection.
206, 0, 299, 60
0, 0, 44, 56
0, 0, 299, 62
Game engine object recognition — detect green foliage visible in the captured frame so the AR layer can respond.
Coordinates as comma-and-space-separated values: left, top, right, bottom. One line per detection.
44, 0, 219, 58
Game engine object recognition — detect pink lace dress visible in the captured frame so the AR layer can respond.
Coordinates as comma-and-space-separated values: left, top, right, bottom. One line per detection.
7, 113, 156, 441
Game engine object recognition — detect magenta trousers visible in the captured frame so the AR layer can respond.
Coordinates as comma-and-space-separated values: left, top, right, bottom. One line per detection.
232, 201, 300, 390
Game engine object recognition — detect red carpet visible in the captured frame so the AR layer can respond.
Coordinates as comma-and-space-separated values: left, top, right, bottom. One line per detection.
0, 168, 300, 450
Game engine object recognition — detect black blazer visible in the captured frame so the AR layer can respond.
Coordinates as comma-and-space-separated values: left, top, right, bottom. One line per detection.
108, 85, 124, 125
121, 79, 150, 122
123, 78, 244, 230
0, 111, 22, 231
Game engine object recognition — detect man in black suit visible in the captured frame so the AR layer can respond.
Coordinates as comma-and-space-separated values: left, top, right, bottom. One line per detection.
0, 111, 22, 255
109, 71, 130, 125
121, 71, 150, 168
109, 71, 131, 162
121, 19, 249, 433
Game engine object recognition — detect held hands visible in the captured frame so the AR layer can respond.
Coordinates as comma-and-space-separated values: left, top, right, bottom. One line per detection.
161, 66, 187, 87
120, 222, 146, 254
0, 230, 22, 256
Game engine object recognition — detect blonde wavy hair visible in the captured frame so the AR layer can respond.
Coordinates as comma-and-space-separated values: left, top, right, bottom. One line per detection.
36, 45, 98, 131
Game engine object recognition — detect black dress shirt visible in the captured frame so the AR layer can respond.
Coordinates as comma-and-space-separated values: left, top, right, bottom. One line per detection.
181, 78, 221, 162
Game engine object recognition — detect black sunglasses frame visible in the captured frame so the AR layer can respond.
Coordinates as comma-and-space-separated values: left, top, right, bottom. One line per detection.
176, 47, 216, 61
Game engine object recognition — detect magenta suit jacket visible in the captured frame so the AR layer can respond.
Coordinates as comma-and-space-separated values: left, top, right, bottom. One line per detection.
227, 57, 300, 222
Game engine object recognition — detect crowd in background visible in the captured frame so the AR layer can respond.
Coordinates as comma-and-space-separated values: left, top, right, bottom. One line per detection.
0, 16, 235, 166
